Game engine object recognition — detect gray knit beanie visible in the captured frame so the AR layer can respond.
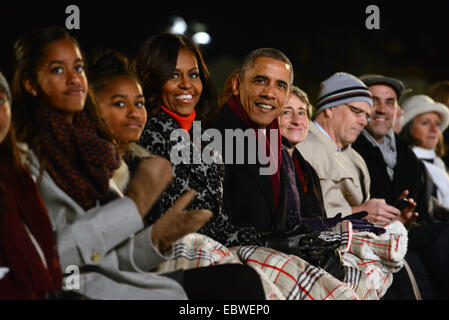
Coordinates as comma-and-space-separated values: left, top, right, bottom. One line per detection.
0, 71, 12, 104
315, 72, 372, 116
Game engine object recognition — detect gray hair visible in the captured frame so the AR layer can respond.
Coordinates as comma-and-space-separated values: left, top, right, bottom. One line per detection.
239, 48, 294, 85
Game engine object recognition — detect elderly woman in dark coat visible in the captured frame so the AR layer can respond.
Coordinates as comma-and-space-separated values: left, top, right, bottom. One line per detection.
279, 86, 327, 228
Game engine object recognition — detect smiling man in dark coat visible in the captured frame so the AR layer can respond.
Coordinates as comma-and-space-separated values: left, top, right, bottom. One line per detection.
213, 48, 293, 234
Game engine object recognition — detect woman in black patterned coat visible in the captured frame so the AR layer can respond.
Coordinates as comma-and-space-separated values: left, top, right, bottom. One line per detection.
134, 33, 262, 246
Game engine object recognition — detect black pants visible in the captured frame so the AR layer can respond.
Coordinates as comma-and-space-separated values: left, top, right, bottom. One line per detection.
165, 264, 266, 300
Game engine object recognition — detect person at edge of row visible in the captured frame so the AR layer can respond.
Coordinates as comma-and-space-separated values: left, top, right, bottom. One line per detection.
297, 72, 417, 227
428, 81, 449, 169
9, 26, 265, 300
400, 95, 449, 214
0, 71, 72, 299
88, 48, 266, 299
398, 93, 449, 299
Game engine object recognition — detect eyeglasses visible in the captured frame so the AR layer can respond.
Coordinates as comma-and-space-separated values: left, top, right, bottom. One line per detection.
344, 104, 371, 121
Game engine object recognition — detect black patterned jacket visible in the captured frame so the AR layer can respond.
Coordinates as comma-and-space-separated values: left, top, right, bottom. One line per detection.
138, 109, 264, 246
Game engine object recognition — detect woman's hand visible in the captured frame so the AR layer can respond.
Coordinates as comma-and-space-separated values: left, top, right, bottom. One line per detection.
151, 190, 212, 252
126, 156, 173, 218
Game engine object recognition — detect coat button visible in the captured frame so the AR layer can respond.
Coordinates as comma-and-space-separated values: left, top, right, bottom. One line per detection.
91, 252, 100, 262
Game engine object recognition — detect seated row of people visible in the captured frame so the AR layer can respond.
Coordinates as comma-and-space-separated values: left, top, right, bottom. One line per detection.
297, 72, 449, 299
1, 25, 448, 299
0, 27, 265, 300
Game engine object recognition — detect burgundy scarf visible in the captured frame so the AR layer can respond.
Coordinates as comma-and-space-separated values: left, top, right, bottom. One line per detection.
37, 105, 121, 210
227, 95, 282, 213
0, 156, 62, 299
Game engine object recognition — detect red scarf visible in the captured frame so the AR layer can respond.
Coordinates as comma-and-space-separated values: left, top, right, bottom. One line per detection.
226, 95, 282, 213
160, 106, 196, 132
293, 157, 308, 193
37, 104, 121, 210
0, 156, 62, 299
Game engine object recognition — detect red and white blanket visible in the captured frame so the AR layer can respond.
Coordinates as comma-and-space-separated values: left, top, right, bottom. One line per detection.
155, 221, 407, 300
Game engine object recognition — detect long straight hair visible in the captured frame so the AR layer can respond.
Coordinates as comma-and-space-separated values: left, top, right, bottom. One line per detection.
11, 26, 116, 170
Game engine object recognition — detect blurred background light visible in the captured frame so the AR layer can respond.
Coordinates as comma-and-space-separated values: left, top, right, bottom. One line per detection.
169, 16, 187, 35
192, 32, 211, 45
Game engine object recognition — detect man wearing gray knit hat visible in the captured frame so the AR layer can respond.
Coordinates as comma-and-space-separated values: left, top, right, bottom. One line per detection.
298, 72, 416, 226
312, 72, 373, 150
315, 72, 373, 117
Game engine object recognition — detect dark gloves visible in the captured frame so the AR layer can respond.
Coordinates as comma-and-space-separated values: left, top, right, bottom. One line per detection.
264, 231, 345, 281
262, 212, 385, 281
299, 212, 386, 235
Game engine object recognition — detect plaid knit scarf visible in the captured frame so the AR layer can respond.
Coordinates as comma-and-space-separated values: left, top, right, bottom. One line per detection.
226, 94, 282, 213
37, 105, 121, 210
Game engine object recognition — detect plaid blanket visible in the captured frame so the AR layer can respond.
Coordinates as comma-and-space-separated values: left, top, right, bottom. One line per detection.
155, 221, 407, 300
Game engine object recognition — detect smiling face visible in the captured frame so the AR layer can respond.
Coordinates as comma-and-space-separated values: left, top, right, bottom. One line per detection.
25, 38, 87, 124
161, 48, 202, 116
97, 75, 147, 143
280, 93, 309, 146
366, 84, 398, 143
232, 57, 291, 129
411, 112, 442, 150
0, 89, 11, 144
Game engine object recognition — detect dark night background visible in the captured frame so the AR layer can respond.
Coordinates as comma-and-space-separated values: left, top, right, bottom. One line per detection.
1, 1, 448, 104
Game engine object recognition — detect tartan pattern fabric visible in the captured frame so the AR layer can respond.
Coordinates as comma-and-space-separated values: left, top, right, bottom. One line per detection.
338, 221, 407, 298
155, 220, 407, 300
232, 245, 358, 300
37, 105, 121, 210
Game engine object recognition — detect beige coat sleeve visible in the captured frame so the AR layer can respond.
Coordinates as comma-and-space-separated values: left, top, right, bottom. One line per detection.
297, 124, 370, 218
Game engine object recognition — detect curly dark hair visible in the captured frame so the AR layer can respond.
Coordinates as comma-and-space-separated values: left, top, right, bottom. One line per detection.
88, 49, 141, 94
